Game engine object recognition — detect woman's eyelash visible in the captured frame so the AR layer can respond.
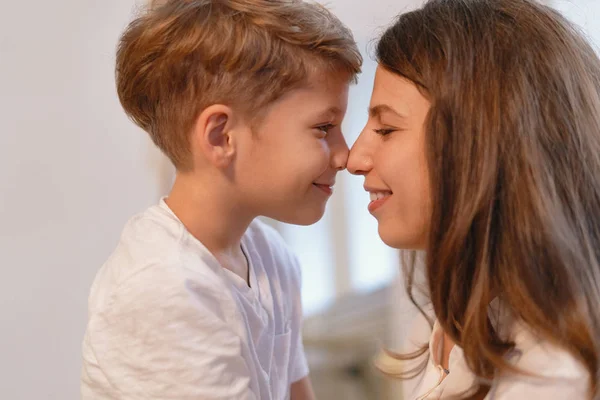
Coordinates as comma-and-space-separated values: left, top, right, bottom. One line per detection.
373, 128, 396, 136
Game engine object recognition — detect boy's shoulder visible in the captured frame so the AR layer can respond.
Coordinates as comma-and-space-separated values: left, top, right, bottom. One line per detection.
107, 202, 185, 280
88, 202, 225, 311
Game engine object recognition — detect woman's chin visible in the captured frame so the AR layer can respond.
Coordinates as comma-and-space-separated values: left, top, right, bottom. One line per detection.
378, 226, 426, 250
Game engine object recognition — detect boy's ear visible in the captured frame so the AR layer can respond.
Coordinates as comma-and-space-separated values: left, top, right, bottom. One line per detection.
192, 104, 238, 168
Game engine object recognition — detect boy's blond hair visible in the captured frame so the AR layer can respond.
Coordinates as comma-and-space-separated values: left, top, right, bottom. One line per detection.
116, 0, 362, 171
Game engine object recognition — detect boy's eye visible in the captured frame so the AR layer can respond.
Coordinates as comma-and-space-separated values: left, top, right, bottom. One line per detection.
315, 123, 336, 137
373, 128, 396, 136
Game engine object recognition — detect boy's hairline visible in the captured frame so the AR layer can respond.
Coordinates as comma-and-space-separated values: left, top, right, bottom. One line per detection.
213, 67, 357, 126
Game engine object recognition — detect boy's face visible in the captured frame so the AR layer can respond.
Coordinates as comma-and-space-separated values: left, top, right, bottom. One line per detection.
236, 74, 350, 225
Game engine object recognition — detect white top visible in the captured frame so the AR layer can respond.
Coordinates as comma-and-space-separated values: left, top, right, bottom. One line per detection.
402, 310, 590, 399
81, 199, 309, 400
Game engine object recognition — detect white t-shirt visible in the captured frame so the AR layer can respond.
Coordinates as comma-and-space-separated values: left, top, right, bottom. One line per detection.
398, 308, 590, 399
81, 199, 309, 400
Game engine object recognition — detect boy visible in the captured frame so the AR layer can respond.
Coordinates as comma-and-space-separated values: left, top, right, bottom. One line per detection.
80, 0, 362, 399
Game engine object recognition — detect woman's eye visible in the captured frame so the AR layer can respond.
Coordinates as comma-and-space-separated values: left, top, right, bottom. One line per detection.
373, 128, 396, 136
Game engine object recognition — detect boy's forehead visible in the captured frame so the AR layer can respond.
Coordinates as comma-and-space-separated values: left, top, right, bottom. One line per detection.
314, 105, 344, 120
307, 68, 353, 89
259, 74, 350, 121
303, 72, 351, 100
296, 84, 349, 116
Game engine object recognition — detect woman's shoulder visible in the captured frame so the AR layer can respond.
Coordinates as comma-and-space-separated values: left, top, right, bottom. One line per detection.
486, 322, 591, 399
509, 321, 587, 380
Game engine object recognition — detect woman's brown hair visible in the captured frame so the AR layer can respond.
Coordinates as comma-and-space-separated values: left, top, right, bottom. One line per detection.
377, 0, 600, 398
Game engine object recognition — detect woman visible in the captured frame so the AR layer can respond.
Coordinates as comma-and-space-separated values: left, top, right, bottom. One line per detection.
348, 0, 600, 398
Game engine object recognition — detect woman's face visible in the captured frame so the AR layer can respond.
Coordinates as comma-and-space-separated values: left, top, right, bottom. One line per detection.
348, 66, 432, 250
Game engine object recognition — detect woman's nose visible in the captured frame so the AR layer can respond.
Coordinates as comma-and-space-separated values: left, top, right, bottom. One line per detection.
347, 130, 374, 175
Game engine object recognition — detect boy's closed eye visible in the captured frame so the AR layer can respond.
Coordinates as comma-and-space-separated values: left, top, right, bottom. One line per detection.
314, 123, 337, 138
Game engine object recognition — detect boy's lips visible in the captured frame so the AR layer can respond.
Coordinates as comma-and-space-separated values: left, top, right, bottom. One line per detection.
313, 182, 334, 196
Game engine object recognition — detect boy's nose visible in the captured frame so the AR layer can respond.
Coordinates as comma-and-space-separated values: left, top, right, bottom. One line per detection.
330, 133, 350, 171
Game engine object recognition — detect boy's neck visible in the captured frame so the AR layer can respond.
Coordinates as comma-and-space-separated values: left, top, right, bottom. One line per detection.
165, 172, 254, 282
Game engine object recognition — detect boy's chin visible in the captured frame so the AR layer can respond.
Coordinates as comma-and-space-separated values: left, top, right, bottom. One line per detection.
265, 205, 326, 226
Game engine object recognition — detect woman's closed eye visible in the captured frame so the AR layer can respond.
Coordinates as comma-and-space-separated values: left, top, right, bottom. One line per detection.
373, 127, 397, 136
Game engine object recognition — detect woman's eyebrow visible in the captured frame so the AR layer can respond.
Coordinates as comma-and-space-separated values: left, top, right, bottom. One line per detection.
369, 104, 408, 119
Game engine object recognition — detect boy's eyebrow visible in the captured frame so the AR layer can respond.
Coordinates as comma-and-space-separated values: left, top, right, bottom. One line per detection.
315, 106, 343, 120
369, 104, 407, 119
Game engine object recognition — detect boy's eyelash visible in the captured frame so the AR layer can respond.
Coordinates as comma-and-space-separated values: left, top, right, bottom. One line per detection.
316, 124, 336, 134
373, 128, 396, 136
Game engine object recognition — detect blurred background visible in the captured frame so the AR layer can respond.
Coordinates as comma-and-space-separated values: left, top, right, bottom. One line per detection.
0, 0, 598, 399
